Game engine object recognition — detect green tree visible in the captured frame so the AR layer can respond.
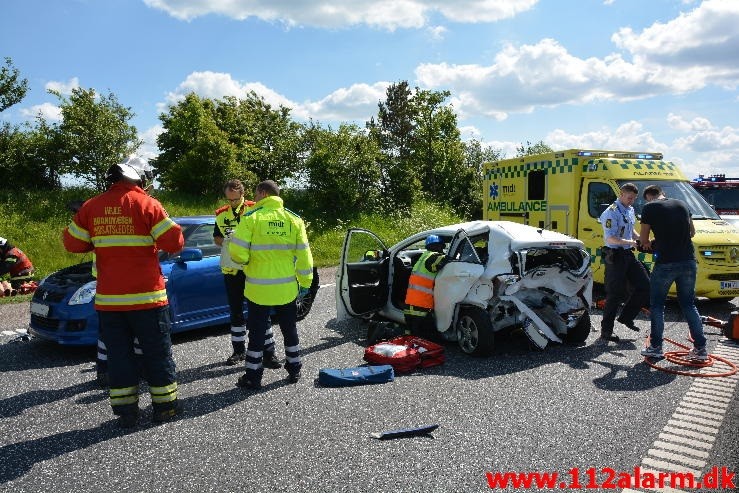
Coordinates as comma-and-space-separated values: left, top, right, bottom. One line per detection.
411, 88, 475, 217
516, 140, 553, 157
216, 93, 304, 184
0, 122, 62, 190
155, 92, 303, 195
367, 81, 418, 211
51, 87, 140, 191
463, 139, 505, 219
0, 57, 29, 113
303, 122, 382, 220
155, 93, 244, 195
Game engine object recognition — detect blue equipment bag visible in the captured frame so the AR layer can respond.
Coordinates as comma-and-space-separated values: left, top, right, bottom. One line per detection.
318, 365, 395, 387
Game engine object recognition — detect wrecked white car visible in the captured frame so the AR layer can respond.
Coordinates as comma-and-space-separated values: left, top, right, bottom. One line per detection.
336, 221, 593, 356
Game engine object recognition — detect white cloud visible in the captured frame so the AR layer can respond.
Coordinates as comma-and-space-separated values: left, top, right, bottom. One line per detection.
427, 25, 447, 41
667, 113, 712, 132
138, 125, 164, 160
459, 125, 482, 140
162, 71, 388, 123
44, 77, 80, 95
612, 0, 739, 90
537, 116, 739, 177
416, 1, 739, 119
161, 71, 298, 113
672, 120, 739, 153
143, 0, 537, 29
545, 121, 668, 154
416, 39, 663, 120
299, 82, 389, 121
19, 102, 62, 121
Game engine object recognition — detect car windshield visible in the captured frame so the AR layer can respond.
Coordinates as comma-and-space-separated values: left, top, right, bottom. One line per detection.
158, 221, 218, 260
618, 180, 720, 220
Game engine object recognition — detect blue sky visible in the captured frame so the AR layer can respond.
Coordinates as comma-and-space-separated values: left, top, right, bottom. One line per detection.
2, 0, 738, 178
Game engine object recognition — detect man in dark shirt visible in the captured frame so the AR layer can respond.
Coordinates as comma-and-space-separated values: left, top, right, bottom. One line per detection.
638, 185, 707, 361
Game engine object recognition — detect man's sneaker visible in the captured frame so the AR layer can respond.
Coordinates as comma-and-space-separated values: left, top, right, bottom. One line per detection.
687, 347, 709, 362
287, 371, 301, 384
641, 346, 664, 359
117, 411, 139, 429
225, 351, 246, 366
236, 374, 262, 390
263, 353, 282, 369
617, 317, 640, 331
152, 401, 183, 423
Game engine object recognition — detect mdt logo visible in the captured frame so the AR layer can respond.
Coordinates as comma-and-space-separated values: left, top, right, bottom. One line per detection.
268, 220, 284, 228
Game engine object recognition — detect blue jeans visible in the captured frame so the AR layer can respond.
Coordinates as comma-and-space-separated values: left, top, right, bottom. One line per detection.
648, 260, 706, 350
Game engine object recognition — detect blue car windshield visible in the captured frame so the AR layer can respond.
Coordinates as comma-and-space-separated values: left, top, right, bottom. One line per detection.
158, 223, 200, 261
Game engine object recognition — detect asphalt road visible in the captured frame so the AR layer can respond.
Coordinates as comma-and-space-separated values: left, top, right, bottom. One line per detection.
1, 270, 737, 492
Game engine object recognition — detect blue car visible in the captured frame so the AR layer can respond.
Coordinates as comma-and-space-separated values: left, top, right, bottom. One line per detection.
28, 215, 319, 346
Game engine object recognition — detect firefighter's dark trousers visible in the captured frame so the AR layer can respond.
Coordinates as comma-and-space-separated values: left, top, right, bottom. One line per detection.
98, 306, 178, 416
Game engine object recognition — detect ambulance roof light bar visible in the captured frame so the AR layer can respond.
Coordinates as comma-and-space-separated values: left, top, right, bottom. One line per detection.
575, 150, 662, 160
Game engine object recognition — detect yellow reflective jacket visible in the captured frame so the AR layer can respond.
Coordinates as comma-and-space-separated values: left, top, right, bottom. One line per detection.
228, 195, 313, 306
215, 199, 252, 275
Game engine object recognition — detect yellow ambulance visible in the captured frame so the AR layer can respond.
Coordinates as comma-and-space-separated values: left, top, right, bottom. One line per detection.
483, 149, 739, 300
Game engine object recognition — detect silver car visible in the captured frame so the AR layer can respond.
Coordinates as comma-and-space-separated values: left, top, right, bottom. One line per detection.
336, 220, 593, 356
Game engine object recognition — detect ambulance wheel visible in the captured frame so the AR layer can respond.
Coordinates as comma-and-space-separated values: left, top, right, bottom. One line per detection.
563, 312, 591, 344
456, 307, 494, 356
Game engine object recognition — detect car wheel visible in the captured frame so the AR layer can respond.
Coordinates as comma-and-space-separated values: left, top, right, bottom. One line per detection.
296, 267, 320, 322
563, 312, 591, 344
456, 306, 494, 356
296, 290, 314, 321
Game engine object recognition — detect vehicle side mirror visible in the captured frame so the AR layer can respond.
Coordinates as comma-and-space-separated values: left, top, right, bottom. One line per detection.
174, 248, 203, 263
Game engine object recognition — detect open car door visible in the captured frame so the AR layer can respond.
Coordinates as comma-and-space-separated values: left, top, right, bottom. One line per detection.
336, 228, 389, 320
433, 228, 486, 331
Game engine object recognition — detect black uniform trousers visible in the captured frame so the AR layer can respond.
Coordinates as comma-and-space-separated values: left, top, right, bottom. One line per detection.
601, 247, 650, 336
244, 299, 301, 384
224, 270, 276, 355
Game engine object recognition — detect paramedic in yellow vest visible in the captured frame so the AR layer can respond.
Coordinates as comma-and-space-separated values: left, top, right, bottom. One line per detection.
403, 235, 449, 337
228, 180, 313, 389
214, 179, 280, 368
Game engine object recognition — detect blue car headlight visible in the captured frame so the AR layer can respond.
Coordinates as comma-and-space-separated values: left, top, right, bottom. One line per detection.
69, 281, 97, 305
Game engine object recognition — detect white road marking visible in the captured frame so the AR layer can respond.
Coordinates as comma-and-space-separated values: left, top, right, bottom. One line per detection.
622, 338, 738, 493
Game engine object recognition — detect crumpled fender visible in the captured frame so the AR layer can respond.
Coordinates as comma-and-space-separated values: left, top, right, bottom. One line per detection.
498, 294, 562, 347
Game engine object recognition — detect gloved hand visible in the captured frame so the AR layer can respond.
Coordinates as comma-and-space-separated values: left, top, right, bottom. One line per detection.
298, 286, 311, 298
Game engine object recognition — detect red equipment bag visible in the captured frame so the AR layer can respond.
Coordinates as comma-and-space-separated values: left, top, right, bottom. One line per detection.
364, 335, 445, 372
